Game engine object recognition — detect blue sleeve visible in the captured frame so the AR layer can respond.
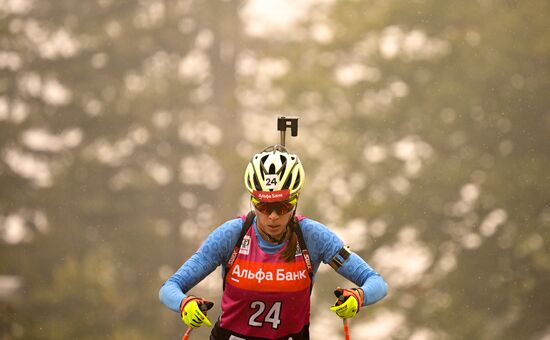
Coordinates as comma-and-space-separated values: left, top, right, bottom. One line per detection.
158, 218, 243, 312
300, 218, 388, 306
337, 253, 388, 305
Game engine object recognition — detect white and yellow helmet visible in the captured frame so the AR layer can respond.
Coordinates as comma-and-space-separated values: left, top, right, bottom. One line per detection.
244, 145, 305, 202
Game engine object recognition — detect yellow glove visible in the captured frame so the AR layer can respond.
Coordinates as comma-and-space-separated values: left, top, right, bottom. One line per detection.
180, 296, 214, 328
330, 287, 364, 319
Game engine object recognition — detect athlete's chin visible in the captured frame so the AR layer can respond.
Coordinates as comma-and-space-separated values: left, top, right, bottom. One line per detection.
266, 225, 283, 233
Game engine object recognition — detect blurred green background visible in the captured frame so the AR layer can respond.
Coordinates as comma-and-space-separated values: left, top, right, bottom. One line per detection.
1, 0, 549, 339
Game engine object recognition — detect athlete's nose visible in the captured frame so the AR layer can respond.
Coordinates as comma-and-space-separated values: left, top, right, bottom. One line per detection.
268, 210, 280, 220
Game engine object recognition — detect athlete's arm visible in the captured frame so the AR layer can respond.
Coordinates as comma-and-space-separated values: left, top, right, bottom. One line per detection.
335, 252, 388, 305
301, 219, 388, 306
159, 218, 242, 312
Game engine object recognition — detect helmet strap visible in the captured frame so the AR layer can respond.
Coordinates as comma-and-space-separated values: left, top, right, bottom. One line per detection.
264, 225, 289, 244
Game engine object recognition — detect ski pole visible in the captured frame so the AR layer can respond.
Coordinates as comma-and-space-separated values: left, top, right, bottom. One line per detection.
181, 327, 192, 340
334, 289, 351, 340
343, 318, 350, 340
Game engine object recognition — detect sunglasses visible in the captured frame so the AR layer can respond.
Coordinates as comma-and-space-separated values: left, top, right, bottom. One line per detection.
251, 196, 298, 215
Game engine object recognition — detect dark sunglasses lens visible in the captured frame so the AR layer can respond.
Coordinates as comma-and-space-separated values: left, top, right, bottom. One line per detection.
255, 203, 271, 214
276, 202, 294, 215
255, 201, 294, 215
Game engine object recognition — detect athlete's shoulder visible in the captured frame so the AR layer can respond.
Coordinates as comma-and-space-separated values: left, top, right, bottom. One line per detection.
212, 217, 245, 237
298, 217, 328, 230
298, 217, 336, 238
200, 217, 246, 259
297, 216, 343, 261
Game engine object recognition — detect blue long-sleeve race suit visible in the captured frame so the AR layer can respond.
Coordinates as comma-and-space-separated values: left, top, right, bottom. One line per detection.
159, 216, 388, 312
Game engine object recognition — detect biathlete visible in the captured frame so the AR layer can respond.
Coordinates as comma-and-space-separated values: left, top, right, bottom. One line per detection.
159, 144, 388, 339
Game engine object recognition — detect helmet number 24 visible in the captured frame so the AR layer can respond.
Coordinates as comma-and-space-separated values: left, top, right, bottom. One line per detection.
265, 175, 278, 189
248, 301, 282, 329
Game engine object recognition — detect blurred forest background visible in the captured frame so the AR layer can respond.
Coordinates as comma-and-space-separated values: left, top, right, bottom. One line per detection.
1, 0, 549, 339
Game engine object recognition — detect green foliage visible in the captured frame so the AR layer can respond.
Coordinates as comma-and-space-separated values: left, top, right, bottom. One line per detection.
266, 0, 550, 338
1, 0, 236, 338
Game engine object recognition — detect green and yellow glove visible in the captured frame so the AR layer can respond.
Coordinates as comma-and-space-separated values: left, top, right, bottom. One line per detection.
180, 296, 214, 328
330, 287, 365, 319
